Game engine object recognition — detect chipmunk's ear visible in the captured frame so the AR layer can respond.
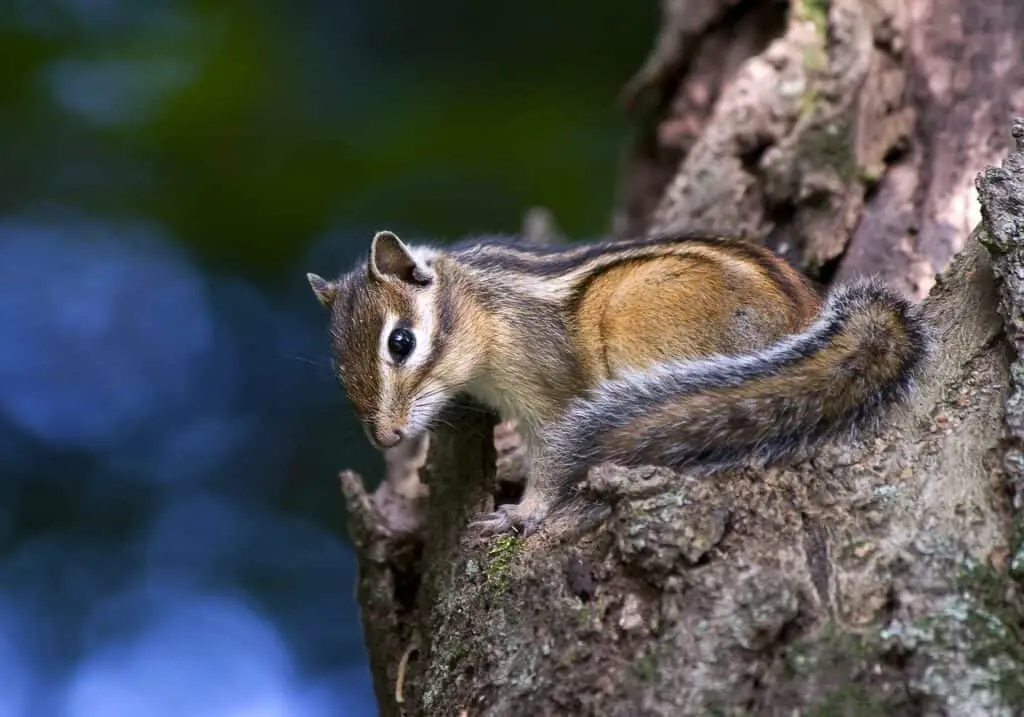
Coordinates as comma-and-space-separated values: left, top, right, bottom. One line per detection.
306, 273, 337, 308
369, 231, 433, 286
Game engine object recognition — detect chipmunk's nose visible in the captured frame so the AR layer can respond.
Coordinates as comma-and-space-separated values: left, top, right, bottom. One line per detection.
367, 422, 405, 449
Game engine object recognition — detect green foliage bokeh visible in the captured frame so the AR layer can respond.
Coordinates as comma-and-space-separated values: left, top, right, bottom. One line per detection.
1, 0, 657, 277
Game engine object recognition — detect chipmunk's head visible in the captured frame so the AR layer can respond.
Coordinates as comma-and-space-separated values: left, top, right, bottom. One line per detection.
307, 231, 467, 450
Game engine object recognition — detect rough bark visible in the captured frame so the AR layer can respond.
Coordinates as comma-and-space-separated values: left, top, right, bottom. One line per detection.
339, 2, 1024, 714
614, 0, 1024, 298
835, 0, 1024, 299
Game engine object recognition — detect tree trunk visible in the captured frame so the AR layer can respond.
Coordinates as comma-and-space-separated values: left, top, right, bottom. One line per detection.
340, 2, 1024, 715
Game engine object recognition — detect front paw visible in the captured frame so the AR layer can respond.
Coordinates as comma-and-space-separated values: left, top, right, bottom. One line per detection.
470, 503, 547, 537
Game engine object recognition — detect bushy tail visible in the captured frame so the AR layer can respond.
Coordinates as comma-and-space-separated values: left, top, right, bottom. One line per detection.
545, 277, 934, 501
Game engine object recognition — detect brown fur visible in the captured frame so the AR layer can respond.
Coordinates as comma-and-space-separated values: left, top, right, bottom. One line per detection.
573, 246, 821, 381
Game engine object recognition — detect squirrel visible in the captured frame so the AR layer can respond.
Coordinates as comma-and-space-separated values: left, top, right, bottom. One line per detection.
307, 230, 932, 536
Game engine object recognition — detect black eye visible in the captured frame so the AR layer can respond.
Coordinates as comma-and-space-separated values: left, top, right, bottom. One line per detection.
387, 327, 415, 362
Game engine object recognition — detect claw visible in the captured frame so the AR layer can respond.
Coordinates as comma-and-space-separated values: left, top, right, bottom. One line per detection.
470, 501, 549, 537
470, 506, 516, 536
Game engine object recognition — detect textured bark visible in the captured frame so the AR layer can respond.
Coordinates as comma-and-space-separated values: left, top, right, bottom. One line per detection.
340, 3, 1024, 715
614, 0, 1024, 297
616, 0, 916, 279
342, 402, 497, 714
836, 0, 1024, 298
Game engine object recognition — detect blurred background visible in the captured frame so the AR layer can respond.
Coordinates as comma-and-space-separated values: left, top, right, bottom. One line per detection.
0, 1, 654, 714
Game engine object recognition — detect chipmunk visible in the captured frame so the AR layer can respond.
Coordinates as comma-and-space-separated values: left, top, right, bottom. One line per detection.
308, 230, 932, 536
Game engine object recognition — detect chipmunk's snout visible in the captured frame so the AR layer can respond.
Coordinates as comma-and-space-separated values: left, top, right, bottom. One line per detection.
364, 421, 407, 450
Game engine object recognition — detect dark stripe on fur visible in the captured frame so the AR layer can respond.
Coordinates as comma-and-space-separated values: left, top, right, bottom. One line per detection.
453, 232, 759, 277
706, 239, 819, 312
413, 272, 457, 386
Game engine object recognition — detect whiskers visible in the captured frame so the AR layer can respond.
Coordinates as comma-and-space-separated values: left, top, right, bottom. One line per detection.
418, 388, 496, 417
412, 388, 499, 440
444, 399, 497, 416
428, 416, 458, 432
283, 353, 335, 379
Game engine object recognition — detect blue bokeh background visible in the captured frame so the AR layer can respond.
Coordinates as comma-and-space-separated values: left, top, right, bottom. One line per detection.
0, 1, 655, 714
